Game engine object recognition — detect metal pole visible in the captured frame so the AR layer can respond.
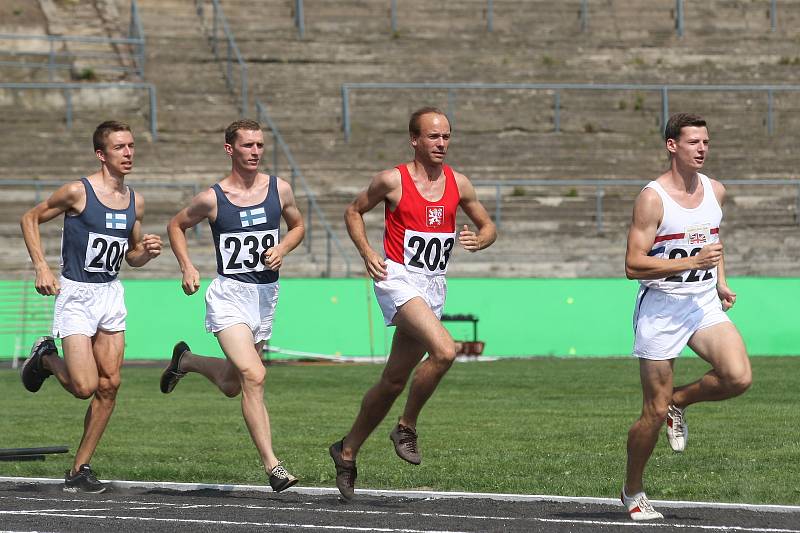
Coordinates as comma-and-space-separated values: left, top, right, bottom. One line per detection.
296, 0, 305, 39
306, 196, 312, 251
48, 40, 55, 82
770, 0, 777, 31
494, 184, 502, 228
149, 84, 158, 141
661, 86, 669, 131
326, 234, 331, 278
391, 0, 397, 34
767, 89, 774, 135
595, 186, 605, 233
211, 2, 218, 57
241, 64, 248, 117
342, 85, 351, 142
273, 136, 279, 176
580, 0, 588, 32
447, 89, 456, 128
554, 91, 561, 133
675, 0, 684, 37
487, 0, 494, 32
65, 89, 72, 130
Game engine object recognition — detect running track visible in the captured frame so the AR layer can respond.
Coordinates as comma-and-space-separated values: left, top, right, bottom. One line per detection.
1, 477, 798, 533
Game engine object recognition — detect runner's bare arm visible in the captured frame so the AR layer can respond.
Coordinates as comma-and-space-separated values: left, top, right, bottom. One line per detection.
167, 188, 216, 295
625, 188, 722, 280
20, 182, 84, 296
455, 174, 496, 252
344, 169, 398, 280
262, 178, 305, 271
126, 191, 162, 267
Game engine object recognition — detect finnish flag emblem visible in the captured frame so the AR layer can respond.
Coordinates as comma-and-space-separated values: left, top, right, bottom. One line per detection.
105, 212, 127, 230
240, 207, 267, 227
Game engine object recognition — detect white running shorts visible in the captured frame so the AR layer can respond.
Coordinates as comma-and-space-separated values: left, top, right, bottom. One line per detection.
374, 259, 447, 326
632, 285, 731, 360
52, 276, 126, 338
205, 276, 279, 343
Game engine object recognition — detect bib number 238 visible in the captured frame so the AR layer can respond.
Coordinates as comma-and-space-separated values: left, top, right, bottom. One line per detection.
403, 230, 455, 275
220, 230, 279, 274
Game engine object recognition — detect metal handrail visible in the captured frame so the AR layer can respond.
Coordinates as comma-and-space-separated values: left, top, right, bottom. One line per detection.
255, 102, 352, 277
0, 82, 157, 140
472, 178, 800, 232
0, 0, 146, 80
341, 82, 800, 141
194, 0, 248, 116
302, 0, 778, 37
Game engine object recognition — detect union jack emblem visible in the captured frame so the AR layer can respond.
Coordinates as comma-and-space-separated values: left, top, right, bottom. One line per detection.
688, 232, 707, 245
426, 206, 444, 227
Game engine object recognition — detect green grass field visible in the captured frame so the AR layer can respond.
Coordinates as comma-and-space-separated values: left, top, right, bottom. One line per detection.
1, 357, 798, 505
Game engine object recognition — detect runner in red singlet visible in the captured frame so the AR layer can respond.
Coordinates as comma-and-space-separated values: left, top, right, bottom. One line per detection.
329, 107, 496, 500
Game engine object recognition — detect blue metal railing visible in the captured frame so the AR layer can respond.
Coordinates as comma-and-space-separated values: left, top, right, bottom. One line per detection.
0, 82, 158, 140
0, 0, 145, 80
341, 82, 800, 141
296, 0, 779, 37
194, 0, 248, 116
255, 102, 351, 277
474, 179, 800, 232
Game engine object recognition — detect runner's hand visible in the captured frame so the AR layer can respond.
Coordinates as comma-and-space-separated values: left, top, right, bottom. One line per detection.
363, 249, 387, 281
181, 266, 201, 296
34, 265, 60, 296
142, 233, 162, 259
458, 224, 480, 252
718, 283, 736, 311
693, 243, 722, 270
262, 246, 284, 271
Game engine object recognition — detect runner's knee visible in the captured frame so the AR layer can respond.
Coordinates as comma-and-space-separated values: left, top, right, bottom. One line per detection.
429, 342, 456, 368
239, 364, 266, 390
379, 374, 409, 397
221, 379, 242, 398
96, 375, 121, 399
722, 367, 752, 395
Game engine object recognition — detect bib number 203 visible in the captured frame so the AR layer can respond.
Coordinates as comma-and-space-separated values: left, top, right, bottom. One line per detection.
405, 233, 454, 274
664, 247, 714, 283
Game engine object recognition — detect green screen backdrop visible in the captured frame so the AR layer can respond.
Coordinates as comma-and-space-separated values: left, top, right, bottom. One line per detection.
0, 278, 796, 359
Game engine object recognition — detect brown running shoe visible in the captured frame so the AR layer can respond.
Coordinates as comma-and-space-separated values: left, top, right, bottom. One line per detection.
389, 423, 421, 465
329, 439, 357, 500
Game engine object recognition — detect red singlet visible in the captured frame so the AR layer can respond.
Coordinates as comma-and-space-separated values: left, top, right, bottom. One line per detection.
383, 163, 461, 275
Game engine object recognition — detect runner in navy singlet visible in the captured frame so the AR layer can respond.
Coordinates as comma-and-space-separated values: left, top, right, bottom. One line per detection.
160, 119, 305, 493
20, 121, 162, 493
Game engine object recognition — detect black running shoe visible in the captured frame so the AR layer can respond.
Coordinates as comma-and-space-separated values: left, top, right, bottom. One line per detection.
389, 423, 421, 465
63, 464, 106, 494
21, 336, 56, 393
269, 463, 298, 493
329, 439, 357, 500
160, 341, 189, 394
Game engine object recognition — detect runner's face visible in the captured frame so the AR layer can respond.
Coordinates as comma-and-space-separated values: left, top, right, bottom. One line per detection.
669, 126, 709, 170
411, 113, 450, 165
227, 129, 264, 172
97, 131, 135, 176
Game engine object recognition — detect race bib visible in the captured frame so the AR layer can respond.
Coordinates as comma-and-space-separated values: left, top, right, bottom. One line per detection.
219, 230, 279, 274
685, 223, 711, 246
403, 230, 455, 275
84, 232, 128, 275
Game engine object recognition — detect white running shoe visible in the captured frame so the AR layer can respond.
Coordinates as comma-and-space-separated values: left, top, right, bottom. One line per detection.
666, 404, 687, 452
621, 489, 664, 521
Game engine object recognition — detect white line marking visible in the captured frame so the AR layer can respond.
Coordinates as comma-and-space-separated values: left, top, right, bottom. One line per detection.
2, 476, 799, 515
0, 511, 470, 533
1, 509, 798, 533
